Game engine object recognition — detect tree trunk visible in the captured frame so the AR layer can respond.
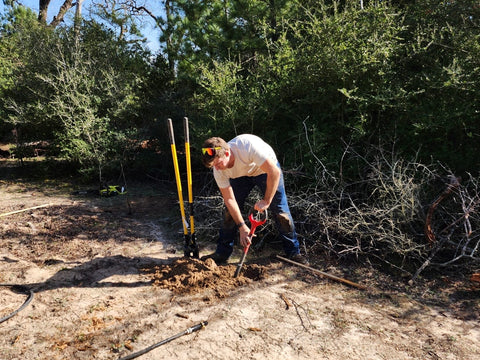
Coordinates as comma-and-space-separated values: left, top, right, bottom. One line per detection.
38, 0, 75, 27
74, 0, 84, 38
38, 0, 51, 23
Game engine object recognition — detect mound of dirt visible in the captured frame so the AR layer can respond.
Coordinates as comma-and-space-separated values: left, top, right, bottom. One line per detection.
142, 258, 268, 298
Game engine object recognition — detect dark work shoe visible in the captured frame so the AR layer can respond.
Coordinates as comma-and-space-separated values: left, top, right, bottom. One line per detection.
201, 252, 229, 265
288, 253, 310, 266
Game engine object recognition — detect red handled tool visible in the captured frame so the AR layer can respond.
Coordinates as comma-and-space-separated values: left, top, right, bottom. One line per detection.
233, 208, 268, 278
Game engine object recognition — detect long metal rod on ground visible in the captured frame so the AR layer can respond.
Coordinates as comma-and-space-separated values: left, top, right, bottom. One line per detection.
0, 284, 34, 324
117, 321, 208, 360
0, 203, 52, 218
276, 255, 368, 290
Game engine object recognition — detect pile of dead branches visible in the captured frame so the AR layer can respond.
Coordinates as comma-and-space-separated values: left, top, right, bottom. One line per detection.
287, 147, 480, 282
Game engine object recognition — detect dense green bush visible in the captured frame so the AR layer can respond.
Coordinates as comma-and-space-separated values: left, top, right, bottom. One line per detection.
1, 0, 479, 177
189, 0, 480, 176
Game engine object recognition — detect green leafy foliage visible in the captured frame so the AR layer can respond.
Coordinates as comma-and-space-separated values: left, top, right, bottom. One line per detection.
0, 5, 53, 140
186, 0, 480, 175
0, 0, 479, 177
191, 1, 408, 172
0, 13, 152, 180
392, 0, 480, 171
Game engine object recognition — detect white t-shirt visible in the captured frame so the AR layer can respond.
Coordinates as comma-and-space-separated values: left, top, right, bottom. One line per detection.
213, 134, 277, 189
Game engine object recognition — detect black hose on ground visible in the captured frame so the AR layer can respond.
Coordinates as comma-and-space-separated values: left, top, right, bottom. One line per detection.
0, 284, 34, 324
117, 321, 208, 360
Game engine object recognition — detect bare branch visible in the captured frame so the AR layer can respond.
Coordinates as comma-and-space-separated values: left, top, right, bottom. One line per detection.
49, 0, 75, 27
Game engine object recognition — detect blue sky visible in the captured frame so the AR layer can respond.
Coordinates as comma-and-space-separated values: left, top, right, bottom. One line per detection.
1, 0, 162, 52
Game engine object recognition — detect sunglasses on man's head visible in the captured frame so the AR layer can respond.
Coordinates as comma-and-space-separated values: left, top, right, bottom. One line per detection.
202, 147, 221, 156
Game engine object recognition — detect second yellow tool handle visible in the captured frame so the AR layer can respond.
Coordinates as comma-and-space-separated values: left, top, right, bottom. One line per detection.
183, 117, 195, 234
167, 118, 188, 235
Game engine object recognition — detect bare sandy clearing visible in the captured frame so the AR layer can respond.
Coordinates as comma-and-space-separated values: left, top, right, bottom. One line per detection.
0, 181, 479, 360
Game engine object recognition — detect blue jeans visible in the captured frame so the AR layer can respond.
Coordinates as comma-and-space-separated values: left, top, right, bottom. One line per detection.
216, 165, 299, 259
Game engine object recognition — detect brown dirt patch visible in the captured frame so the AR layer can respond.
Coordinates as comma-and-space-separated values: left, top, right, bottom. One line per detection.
142, 258, 267, 297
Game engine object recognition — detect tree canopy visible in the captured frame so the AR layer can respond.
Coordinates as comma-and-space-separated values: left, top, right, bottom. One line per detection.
0, 0, 478, 179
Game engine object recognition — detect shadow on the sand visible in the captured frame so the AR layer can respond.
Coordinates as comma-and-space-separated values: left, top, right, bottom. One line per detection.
25, 255, 176, 292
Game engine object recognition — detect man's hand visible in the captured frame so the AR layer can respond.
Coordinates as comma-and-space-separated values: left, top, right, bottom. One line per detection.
254, 199, 269, 212
239, 224, 252, 248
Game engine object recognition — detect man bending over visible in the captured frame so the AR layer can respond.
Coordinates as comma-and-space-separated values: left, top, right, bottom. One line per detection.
201, 134, 307, 265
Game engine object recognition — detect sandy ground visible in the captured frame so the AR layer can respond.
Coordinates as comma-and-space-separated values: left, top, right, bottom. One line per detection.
0, 180, 479, 360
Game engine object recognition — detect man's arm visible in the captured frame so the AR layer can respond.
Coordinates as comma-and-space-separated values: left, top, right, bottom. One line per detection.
219, 186, 251, 247
255, 158, 281, 211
